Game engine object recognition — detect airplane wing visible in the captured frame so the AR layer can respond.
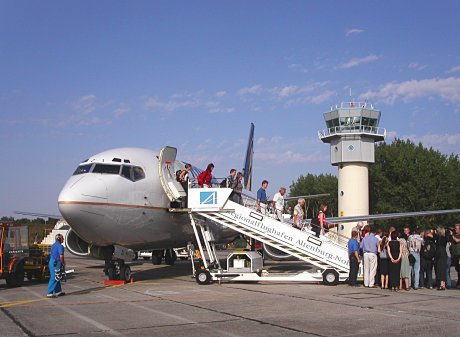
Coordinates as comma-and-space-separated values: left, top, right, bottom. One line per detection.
268, 193, 330, 203
242, 123, 254, 191
324, 209, 460, 224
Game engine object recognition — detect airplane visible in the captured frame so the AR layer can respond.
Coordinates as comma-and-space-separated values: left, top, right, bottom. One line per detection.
57, 124, 460, 281
58, 124, 256, 281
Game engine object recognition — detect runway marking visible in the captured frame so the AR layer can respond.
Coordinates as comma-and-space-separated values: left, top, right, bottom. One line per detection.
0, 297, 52, 308
21, 287, 126, 336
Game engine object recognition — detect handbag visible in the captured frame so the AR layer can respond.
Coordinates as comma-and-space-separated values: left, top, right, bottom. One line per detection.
408, 253, 416, 265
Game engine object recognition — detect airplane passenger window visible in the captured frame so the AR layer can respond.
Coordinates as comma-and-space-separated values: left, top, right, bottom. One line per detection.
73, 164, 93, 175
92, 164, 121, 174
133, 166, 145, 181
121, 165, 133, 181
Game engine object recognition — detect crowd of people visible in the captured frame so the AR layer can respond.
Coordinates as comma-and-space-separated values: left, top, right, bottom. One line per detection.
348, 224, 460, 291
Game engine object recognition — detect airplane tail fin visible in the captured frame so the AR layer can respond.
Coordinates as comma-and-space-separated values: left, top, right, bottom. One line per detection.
242, 123, 254, 191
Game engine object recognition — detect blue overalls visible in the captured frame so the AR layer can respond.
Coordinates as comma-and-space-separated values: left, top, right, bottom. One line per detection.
47, 241, 64, 296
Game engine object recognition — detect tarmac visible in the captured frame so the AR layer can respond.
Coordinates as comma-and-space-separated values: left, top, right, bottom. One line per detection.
1, 252, 459, 337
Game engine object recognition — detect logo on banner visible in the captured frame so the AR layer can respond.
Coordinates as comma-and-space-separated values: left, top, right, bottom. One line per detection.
200, 191, 217, 205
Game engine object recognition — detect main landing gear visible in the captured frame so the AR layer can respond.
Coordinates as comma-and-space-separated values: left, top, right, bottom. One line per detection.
151, 249, 177, 266
104, 259, 131, 282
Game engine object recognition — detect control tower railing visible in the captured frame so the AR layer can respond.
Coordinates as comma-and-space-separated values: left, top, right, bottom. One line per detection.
318, 125, 387, 140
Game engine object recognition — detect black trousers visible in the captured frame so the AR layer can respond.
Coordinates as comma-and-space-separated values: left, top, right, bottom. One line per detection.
453, 255, 460, 285
349, 255, 359, 286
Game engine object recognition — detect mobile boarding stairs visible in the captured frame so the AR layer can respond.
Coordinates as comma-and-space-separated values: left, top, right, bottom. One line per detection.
180, 187, 352, 286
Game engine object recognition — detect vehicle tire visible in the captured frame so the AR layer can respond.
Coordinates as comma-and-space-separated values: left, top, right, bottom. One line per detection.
143, 257, 150, 260
322, 268, 339, 286
6, 263, 25, 288
195, 269, 212, 285
120, 265, 131, 283
152, 252, 162, 265
107, 267, 116, 280
164, 249, 177, 266
26, 272, 33, 281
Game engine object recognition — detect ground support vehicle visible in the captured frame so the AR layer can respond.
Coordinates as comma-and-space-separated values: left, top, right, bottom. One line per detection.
24, 244, 50, 282
0, 223, 29, 287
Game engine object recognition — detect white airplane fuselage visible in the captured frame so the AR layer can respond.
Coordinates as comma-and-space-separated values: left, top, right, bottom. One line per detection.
58, 147, 232, 257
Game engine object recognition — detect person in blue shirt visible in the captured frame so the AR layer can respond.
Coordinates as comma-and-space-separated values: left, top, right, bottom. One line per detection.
348, 230, 360, 286
256, 180, 268, 214
47, 233, 66, 298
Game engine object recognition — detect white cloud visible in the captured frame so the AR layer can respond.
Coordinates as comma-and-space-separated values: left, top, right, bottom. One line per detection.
238, 85, 263, 95
72, 95, 96, 115
144, 97, 200, 112
114, 105, 129, 118
277, 85, 299, 97
346, 28, 364, 37
216, 90, 227, 97
288, 63, 309, 73
310, 90, 336, 104
360, 77, 460, 104
408, 62, 427, 71
447, 65, 460, 73
338, 54, 379, 69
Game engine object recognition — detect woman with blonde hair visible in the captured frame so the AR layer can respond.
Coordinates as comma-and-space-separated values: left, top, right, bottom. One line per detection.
399, 238, 411, 291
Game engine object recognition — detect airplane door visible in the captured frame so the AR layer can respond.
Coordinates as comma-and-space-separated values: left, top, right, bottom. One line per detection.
158, 146, 186, 202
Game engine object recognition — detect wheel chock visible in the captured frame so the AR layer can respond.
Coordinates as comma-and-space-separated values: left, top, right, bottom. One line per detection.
103, 280, 126, 285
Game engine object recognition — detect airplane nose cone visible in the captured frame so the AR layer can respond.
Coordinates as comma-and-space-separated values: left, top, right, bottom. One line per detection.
58, 175, 108, 203
58, 176, 109, 235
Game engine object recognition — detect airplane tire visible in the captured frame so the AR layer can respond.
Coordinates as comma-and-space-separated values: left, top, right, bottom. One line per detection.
152, 252, 162, 265
322, 268, 339, 286
164, 249, 177, 266
120, 265, 131, 283
107, 267, 116, 280
195, 270, 212, 285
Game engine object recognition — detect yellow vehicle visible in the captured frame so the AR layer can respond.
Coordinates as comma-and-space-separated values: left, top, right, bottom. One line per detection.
0, 223, 28, 287
24, 244, 50, 282
1, 223, 50, 287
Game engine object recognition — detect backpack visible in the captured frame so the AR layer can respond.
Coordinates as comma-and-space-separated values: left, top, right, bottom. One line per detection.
176, 169, 182, 182
220, 178, 228, 188
310, 214, 321, 237
421, 241, 436, 259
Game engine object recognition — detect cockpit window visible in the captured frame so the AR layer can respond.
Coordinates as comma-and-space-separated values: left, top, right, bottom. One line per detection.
92, 164, 121, 174
73, 164, 93, 175
120, 165, 145, 182
121, 165, 131, 180
133, 166, 145, 181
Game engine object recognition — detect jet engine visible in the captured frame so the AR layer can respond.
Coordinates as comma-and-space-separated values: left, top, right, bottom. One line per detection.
65, 229, 113, 260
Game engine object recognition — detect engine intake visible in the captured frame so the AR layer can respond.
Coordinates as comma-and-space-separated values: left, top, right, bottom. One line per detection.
65, 229, 113, 260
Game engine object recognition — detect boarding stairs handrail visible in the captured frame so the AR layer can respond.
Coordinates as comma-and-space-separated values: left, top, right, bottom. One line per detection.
194, 200, 350, 273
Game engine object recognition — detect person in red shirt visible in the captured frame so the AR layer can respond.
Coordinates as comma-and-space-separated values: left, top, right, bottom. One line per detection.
197, 163, 214, 187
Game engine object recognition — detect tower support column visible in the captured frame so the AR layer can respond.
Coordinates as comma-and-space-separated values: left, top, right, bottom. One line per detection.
338, 163, 369, 237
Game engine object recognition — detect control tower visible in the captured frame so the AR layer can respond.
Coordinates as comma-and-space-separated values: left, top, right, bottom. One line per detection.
318, 101, 386, 237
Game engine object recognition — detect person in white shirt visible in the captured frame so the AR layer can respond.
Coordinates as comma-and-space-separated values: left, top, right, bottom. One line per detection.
272, 187, 286, 223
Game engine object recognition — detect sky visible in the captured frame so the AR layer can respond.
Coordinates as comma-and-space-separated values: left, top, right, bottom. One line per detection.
1, 0, 460, 218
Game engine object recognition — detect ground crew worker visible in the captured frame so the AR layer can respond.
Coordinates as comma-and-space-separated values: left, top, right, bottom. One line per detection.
47, 233, 66, 298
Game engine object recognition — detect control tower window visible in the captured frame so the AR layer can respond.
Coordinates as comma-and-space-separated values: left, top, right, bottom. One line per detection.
73, 164, 93, 175
92, 164, 121, 174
